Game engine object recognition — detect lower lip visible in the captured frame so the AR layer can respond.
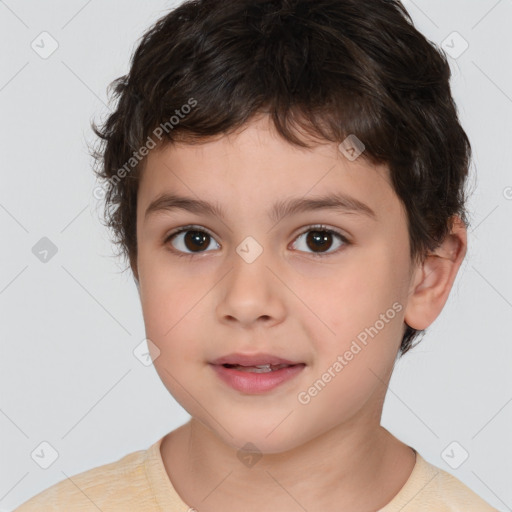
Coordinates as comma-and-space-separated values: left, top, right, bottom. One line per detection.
210, 364, 305, 393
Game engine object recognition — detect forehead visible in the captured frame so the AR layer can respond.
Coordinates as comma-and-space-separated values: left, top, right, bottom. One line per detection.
137, 117, 401, 226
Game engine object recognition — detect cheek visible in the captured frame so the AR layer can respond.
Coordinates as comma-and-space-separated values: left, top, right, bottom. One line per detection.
139, 255, 193, 329
319, 266, 394, 330
317, 251, 405, 366
139, 274, 206, 367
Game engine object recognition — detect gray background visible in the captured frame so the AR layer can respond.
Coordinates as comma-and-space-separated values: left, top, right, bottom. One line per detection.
1, 0, 511, 510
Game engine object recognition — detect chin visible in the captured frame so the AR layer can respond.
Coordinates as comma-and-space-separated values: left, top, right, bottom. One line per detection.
209, 419, 309, 456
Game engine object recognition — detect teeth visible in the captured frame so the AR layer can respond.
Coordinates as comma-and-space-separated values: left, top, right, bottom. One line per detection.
228, 363, 290, 373
248, 364, 273, 373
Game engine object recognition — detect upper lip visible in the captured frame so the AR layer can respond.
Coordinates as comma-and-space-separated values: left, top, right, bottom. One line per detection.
210, 353, 303, 366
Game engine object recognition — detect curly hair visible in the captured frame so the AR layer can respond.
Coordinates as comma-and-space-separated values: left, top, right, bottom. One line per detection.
91, 0, 472, 356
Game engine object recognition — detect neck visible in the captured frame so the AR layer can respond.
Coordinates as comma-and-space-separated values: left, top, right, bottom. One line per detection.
160, 414, 416, 512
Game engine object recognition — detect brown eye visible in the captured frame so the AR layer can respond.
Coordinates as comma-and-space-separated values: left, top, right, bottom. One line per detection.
166, 226, 220, 255
292, 226, 348, 256
165, 224, 349, 259
183, 230, 210, 252
306, 230, 334, 252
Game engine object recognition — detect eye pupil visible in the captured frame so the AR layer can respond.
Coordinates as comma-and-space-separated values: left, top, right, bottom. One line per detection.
169, 226, 345, 258
307, 230, 333, 252
185, 230, 210, 252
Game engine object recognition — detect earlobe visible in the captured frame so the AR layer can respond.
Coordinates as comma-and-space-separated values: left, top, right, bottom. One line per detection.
404, 216, 467, 331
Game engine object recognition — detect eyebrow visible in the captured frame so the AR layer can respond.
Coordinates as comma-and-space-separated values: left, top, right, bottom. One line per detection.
144, 192, 377, 224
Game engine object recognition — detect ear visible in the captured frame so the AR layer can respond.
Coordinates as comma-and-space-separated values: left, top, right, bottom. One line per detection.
404, 215, 467, 331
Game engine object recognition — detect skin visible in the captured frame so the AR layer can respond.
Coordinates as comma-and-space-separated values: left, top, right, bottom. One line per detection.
131, 114, 467, 512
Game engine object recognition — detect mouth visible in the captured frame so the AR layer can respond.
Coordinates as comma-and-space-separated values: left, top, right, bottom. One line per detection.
209, 354, 306, 393
209, 352, 303, 367
220, 363, 298, 373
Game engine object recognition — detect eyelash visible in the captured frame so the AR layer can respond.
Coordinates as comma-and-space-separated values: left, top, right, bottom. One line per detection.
163, 224, 350, 260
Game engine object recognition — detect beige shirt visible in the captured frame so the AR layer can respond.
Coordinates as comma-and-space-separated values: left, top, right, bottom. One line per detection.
14, 436, 499, 511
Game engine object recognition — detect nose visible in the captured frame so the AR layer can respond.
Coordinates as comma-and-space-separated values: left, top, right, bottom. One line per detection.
215, 247, 286, 328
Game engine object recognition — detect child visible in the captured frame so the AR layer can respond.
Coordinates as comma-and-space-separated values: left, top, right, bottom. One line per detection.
15, 0, 499, 510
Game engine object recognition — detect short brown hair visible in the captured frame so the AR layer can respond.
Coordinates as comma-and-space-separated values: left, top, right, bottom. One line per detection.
91, 0, 472, 356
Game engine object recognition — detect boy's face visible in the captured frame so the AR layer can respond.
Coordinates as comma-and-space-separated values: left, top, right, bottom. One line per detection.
134, 115, 416, 453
